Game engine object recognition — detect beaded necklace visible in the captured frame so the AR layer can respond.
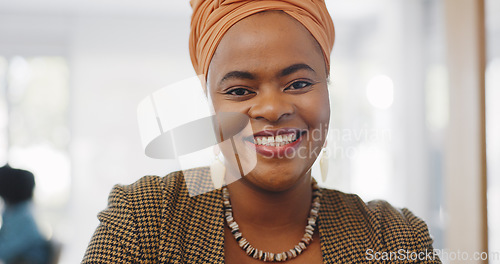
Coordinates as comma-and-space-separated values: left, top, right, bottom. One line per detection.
222, 181, 321, 262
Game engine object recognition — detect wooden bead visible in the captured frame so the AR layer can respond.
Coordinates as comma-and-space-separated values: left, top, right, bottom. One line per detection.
281, 252, 288, 261
246, 245, 254, 256
238, 238, 248, 248
229, 222, 238, 230
301, 237, 312, 245
298, 242, 307, 250
252, 249, 259, 259
295, 245, 303, 254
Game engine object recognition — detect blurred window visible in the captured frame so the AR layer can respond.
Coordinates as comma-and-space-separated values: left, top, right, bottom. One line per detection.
0, 55, 70, 239
323, 0, 446, 248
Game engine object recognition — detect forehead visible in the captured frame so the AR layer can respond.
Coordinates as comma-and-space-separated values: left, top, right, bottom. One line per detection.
207, 11, 324, 82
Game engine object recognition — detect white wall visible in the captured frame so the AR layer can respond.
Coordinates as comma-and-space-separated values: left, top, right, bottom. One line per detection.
1, 4, 198, 261
67, 14, 197, 262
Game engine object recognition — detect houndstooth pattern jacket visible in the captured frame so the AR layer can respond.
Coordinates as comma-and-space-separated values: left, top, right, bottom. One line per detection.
82, 167, 440, 263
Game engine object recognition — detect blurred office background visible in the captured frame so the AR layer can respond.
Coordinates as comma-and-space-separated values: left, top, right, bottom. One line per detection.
0, 0, 497, 263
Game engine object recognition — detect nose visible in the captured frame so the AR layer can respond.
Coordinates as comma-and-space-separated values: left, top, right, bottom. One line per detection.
248, 89, 294, 123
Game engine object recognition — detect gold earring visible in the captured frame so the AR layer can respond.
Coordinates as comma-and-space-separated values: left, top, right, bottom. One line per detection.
320, 147, 329, 183
210, 145, 225, 189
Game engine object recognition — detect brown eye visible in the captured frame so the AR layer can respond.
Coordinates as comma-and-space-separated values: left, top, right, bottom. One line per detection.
226, 88, 253, 96
286, 81, 312, 90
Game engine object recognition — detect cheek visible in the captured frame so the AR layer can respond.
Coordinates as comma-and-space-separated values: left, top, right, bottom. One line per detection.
208, 92, 228, 114
300, 88, 330, 129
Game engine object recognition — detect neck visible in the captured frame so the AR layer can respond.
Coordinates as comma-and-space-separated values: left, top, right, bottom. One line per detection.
225, 172, 313, 231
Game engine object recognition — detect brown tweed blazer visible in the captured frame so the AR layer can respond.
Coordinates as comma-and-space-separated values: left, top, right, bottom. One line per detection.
83, 167, 440, 263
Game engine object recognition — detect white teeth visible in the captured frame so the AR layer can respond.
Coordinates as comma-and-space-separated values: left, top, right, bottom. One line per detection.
253, 132, 300, 147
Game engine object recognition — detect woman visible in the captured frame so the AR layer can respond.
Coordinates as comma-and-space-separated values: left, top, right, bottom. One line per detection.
83, 1, 440, 263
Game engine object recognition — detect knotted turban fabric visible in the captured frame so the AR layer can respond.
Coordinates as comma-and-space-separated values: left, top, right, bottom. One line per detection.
189, 0, 335, 82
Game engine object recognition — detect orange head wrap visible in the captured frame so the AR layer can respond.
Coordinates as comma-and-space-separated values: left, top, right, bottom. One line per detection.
189, 0, 335, 81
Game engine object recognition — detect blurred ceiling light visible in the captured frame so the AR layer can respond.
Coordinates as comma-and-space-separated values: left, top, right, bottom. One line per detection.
366, 74, 394, 109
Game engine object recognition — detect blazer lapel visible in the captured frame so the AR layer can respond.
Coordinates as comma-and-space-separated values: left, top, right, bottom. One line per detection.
185, 188, 225, 264
157, 167, 225, 264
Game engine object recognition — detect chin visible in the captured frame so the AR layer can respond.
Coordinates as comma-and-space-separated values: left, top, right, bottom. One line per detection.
243, 164, 308, 192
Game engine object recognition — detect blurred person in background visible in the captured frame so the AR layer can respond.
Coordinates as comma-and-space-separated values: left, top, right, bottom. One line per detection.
0, 165, 50, 264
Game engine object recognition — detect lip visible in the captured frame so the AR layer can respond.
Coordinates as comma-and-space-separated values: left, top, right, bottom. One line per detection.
243, 128, 307, 158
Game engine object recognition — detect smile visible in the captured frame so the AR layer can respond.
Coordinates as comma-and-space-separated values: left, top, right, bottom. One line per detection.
252, 133, 299, 146
243, 129, 306, 157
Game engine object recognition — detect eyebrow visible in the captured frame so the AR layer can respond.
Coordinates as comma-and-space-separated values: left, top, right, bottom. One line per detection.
279, 63, 316, 77
218, 63, 316, 86
219, 71, 255, 86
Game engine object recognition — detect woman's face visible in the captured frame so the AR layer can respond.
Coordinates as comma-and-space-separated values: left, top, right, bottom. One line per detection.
207, 11, 330, 192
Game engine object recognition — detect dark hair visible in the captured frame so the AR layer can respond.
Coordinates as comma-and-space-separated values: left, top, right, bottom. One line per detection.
0, 164, 35, 204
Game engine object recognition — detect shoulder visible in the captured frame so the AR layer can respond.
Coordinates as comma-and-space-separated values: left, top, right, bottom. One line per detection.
84, 167, 212, 263
110, 166, 211, 197
99, 166, 213, 223
320, 188, 435, 251
101, 166, 210, 217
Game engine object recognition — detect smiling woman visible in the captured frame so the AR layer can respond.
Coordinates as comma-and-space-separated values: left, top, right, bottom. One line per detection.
82, 1, 441, 263
208, 11, 330, 194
